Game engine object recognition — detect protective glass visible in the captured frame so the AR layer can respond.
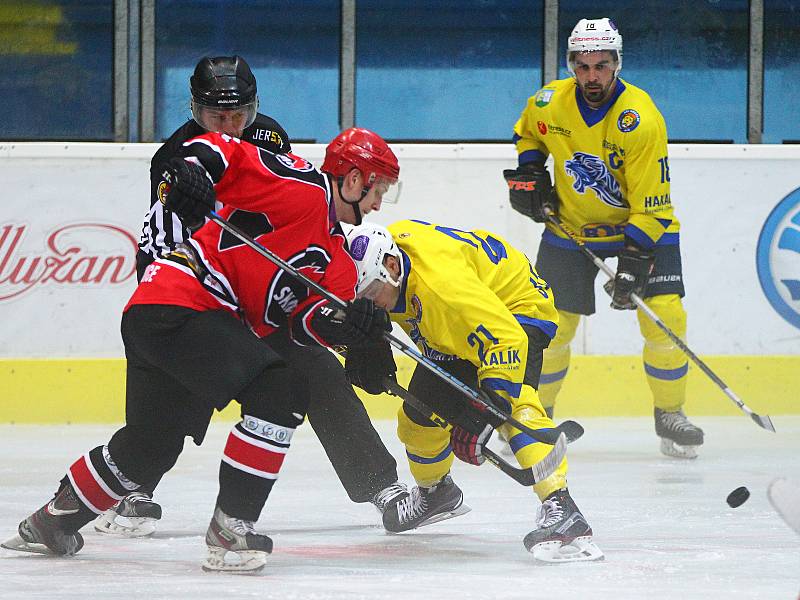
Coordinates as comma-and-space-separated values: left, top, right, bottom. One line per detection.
191, 100, 257, 135
370, 176, 402, 204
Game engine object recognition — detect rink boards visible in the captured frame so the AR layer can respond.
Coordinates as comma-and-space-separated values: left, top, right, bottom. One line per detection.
1, 143, 799, 422
0, 354, 796, 423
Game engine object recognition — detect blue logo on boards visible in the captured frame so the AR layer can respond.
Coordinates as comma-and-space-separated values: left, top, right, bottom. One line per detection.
756, 187, 800, 330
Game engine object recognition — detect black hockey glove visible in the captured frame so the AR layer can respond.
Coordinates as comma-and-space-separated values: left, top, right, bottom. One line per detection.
345, 340, 397, 395
450, 384, 511, 466
311, 298, 391, 347
603, 245, 655, 310
503, 163, 558, 223
162, 157, 216, 230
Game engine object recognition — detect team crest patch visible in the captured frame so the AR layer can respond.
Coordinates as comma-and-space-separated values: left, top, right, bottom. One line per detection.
535, 89, 554, 107
537, 121, 548, 135
275, 153, 314, 172
157, 180, 169, 203
617, 109, 640, 132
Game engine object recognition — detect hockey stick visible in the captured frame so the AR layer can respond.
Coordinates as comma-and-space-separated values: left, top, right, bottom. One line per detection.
383, 378, 566, 487
543, 209, 775, 432
207, 211, 584, 445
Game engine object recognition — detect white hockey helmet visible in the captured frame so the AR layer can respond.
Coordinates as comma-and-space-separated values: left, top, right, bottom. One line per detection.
344, 222, 404, 299
567, 18, 623, 78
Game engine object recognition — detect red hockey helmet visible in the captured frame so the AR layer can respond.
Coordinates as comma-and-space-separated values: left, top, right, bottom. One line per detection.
322, 128, 401, 203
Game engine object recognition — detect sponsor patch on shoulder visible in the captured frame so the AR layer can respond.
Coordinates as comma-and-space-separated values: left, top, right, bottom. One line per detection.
535, 89, 555, 107
617, 109, 640, 133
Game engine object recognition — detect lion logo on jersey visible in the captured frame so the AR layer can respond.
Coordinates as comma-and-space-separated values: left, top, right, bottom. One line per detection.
264, 246, 331, 327
564, 152, 624, 208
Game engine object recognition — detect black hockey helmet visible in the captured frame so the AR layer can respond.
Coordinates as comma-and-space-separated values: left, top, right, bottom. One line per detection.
190, 55, 257, 107
190, 56, 258, 134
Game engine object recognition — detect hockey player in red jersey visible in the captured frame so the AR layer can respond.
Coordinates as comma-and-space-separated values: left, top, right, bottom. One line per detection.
101, 56, 406, 537
1, 129, 400, 573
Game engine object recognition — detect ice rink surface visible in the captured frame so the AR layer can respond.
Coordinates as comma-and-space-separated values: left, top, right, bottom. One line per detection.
1, 416, 798, 600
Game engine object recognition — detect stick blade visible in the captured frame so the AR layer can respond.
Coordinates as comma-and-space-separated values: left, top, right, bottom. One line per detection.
529, 432, 568, 484
557, 420, 584, 443
750, 412, 776, 432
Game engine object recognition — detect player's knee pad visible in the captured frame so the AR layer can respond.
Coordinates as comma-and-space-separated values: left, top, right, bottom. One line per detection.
639, 295, 687, 410
107, 425, 185, 486
638, 294, 686, 347
550, 310, 581, 348
542, 311, 579, 368
238, 363, 305, 429
397, 406, 450, 453
397, 407, 453, 487
539, 311, 580, 401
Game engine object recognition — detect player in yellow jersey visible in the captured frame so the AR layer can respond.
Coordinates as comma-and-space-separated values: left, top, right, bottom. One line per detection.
342, 220, 602, 562
504, 17, 703, 459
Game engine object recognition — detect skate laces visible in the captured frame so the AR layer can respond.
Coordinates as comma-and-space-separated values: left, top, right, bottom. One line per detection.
660, 410, 694, 432
222, 515, 257, 537
397, 487, 428, 524
536, 499, 565, 528
373, 482, 408, 511
126, 492, 152, 504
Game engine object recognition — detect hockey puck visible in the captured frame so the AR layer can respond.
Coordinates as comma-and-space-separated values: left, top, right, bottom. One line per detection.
726, 486, 750, 508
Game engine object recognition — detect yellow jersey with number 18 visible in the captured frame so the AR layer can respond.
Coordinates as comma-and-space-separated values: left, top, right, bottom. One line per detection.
513, 77, 679, 250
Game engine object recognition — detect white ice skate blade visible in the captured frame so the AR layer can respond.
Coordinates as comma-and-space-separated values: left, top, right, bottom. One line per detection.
201, 546, 268, 573
1, 534, 53, 556
530, 536, 604, 563
413, 504, 472, 530
768, 477, 800, 535
659, 438, 698, 459
94, 511, 157, 537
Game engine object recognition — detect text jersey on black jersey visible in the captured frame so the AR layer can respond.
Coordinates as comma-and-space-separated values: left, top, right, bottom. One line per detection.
137, 114, 291, 266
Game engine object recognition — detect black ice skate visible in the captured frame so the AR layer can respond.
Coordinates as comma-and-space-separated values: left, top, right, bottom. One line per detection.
654, 408, 704, 459
202, 506, 273, 573
523, 488, 603, 563
371, 482, 409, 515
382, 474, 471, 533
1, 483, 85, 556
94, 491, 162, 537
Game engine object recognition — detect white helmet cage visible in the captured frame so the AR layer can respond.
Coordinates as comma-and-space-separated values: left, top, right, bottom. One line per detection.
567, 18, 623, 79
344, 223, 404, 298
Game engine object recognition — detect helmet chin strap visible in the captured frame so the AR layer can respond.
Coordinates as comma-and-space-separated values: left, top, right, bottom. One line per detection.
335, 175, 371, 226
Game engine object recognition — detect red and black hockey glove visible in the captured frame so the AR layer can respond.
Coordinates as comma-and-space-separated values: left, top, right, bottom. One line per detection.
162, 157, 216, 230
345, 340, 397, 395
450, 385, 511, 466
450, 421, 494, 466
503, 163, 558, 223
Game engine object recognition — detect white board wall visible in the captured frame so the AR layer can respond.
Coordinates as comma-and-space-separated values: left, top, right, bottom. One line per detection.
1, 142, 798, 357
